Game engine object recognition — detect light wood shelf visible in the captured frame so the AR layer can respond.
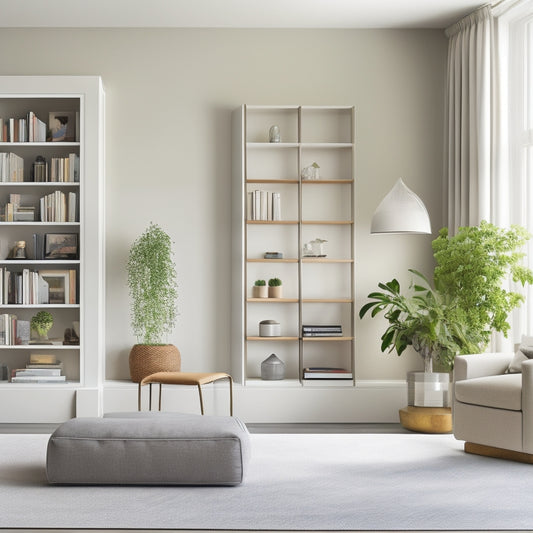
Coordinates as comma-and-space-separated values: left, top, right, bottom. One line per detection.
246, 336, 299, 341
233, 104, 356, 387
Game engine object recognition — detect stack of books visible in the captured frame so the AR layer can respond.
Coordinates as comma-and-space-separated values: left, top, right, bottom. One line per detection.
11, 354, 65, 383
302, 324, 343, 337
303, 367, 353, 380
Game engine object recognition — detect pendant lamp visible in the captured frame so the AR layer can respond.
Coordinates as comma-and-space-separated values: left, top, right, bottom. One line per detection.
370, 178, 431, 235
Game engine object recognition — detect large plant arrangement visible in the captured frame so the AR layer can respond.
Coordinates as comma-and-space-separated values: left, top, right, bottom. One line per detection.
359, 222, 533, 370
127, 223, 180, 383
127, 223, 178, 344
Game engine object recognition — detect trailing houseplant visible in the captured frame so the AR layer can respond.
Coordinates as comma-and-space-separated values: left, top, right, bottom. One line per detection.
360, 222, 533, 371
126, 223, 180, 382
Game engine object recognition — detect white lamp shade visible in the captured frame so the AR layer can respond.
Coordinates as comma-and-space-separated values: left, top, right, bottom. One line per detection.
370, 178, 431, 235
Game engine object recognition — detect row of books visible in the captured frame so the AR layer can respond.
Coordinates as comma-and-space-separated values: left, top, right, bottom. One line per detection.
247, 190, 281, 221
303, 367, 353, 380
0, 152, 80, 183
10, 354, 65, 383
36, 154, 80, 182
0, 152, 24, 182
0, 268, 77, 305
302, 324, 343, 337
0, 112, 47, 143
0, 314, 22, 345
40, 190, 77, 222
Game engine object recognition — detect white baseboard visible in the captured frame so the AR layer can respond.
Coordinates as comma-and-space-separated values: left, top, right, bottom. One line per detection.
103, 379, 408, 423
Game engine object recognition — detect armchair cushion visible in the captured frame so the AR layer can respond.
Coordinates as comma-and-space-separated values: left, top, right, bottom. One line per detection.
455, 373, 522, 411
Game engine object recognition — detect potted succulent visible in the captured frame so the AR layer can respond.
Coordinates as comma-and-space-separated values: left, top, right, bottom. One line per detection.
360, 222, 533, 371
268, 277, 283, 298
31, 311, 53, 342
253, 279, 268, 298
127, 223, 180, 383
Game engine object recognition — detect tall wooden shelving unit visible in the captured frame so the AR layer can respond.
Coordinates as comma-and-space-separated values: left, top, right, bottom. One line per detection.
0, 76, 105, 422
232, 105, 355, 387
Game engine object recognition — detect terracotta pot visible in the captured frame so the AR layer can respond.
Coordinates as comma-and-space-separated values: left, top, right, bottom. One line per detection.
268, 286, 282, 298
129, 344, 181, 383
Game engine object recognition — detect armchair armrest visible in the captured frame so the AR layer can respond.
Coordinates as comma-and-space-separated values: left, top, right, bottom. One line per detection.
453, 353, 513, 382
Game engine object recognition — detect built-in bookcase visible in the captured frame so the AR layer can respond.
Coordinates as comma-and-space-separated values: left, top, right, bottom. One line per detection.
0, 76, 105, 422
232, 105, 355, 387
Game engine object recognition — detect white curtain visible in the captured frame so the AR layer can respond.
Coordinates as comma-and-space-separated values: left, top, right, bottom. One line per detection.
444, 6, 498, 234
444, 1, 533, 348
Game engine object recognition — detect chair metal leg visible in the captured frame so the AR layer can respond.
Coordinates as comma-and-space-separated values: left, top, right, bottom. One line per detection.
197, 384, 205, 415
158, 383, 162, 411
149, 383, 153, 411
138, 382, 142, 411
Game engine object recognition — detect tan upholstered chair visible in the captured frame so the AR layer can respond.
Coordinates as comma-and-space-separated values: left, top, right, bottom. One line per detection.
453, 352, 533, 463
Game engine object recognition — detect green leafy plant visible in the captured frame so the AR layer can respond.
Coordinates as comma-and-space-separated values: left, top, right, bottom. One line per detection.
268, 277, 282, 287
31, 311, 53, 338
127, 223, 178, 345
254, 279, 266, 286
360, 222, 533, 370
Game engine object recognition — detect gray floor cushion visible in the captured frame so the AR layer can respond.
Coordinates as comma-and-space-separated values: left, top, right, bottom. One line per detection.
46, 411, 250, 485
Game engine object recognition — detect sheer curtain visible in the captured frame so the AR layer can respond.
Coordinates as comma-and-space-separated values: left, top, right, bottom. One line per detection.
444, 6, 498, 234
444, 1, 533, 347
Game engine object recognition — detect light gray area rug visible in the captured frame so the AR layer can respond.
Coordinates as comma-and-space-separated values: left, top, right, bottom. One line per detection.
0, 432, 532, 530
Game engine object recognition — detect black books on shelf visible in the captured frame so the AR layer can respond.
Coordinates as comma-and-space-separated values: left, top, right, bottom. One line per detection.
303, 367, 353, 379
302, 324, 343, 337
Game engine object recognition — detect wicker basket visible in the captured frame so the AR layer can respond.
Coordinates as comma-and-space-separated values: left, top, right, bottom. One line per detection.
129, 344, 181, 383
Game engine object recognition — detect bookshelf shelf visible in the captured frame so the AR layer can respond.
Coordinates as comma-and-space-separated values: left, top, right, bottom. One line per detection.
0, 76, 105, 421
232, 104, 356, 386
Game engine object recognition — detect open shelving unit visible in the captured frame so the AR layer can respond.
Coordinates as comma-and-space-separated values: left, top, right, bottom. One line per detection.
0, 76, 105, 422
232, 105, 356, 387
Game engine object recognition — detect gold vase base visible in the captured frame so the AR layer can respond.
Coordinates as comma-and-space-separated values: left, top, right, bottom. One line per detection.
399, 406, 452, 434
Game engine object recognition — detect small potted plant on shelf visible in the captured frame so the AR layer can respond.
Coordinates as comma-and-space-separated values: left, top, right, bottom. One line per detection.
127, 222, 180, 383
268, 277, 283, 299
31, 311, 54, 342
253, 279, 268, 298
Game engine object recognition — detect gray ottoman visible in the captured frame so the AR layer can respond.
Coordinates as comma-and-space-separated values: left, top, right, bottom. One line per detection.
46, 411, 250, 485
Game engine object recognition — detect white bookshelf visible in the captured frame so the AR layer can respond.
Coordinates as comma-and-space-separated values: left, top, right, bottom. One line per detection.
0, 76, 105, 422
232, 105, 355, 387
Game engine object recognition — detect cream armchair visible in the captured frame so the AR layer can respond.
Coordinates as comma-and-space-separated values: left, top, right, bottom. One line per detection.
453, 352, 533, 463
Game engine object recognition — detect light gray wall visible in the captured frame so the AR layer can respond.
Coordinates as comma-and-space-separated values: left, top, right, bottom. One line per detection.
0, 28, 447, 382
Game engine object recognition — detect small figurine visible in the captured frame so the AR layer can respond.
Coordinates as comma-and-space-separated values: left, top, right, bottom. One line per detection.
301, 162, 320, 180
269, 125, 281, 143
7, 240, 27, 259
303, 238, 328, 257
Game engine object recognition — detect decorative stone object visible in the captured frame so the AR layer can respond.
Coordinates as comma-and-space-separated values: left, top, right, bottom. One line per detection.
261, 353, 285, 380
269, 125, 281, 143
259, 320, 280, 337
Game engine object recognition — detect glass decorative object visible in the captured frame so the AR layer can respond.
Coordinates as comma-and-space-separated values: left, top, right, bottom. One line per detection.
269, 125, 281, 143
301, 162, 320, 180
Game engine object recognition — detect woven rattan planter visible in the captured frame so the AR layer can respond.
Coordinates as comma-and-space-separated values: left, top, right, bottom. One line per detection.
129, 344, 181, 383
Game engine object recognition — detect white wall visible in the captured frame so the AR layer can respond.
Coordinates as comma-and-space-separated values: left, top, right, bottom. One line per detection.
0, 28, 447, 385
